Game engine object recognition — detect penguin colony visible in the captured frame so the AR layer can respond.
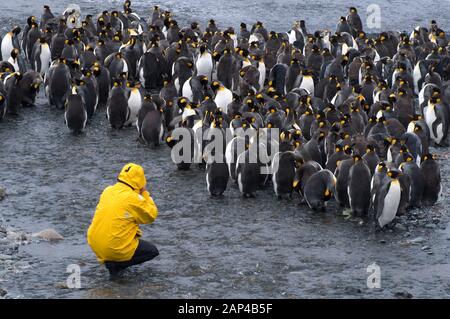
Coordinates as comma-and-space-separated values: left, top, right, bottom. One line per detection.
0, 3, 447, 228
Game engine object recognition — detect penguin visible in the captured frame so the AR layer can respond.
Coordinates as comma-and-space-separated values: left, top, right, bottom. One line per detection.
120, 36, 142, 79
226, 135, 247, 180
303, 169, 337, 211
423, 95, 449, 146
1, 26, 21, 61
336, 16, 353, 34
293, 160, 322, 200
105, 52, 130, 81
138, 50, 165, 91
370, 161, 388, 211
19, 71, 43, 107
45, 58, 72, 109
195, 44, 213, 80
40, 5, 55, 28
347, 7, 363, 34
236, 147, 260, 198
22, 16, 37, 55
182, 75, 209, 104
3, 72, 23, 115
325, 144, 351, 173
64, 86, 87, 134
206, 155, 229, 196
375, 170, 402, 228
211, 81, 233, 113
92, 62, 110, 108
362, 144, 380, 175
125, 81, 143, 126
272, 151, 298, 199
420, 153, 441, 206
334, 158, 353, 207
297, 69, 315, 96
26, 22, 41, 62
399, 157, 425, 208
173, 56, 194, 94
140, 101, 165, 148
348, 155, 372, 216
8, 48, 26, 74
107, 79, 129, 129
216, 48, 235, 90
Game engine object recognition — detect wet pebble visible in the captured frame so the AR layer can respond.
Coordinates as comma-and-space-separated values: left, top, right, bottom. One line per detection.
408, 237, 425, 244
32, 229, 64, 241
0, 187, 6, 201
425, 224, 436, 229
421, 246, 431, 251
379, 240, 386, 244
394, 291, 413, 299
54, 282, 69, 289
0, 288, 7, 297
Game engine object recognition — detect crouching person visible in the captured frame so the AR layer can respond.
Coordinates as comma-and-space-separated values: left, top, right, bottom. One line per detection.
87, 163, 159, 278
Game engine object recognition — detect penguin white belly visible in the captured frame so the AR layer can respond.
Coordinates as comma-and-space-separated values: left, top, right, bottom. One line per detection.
413, 62, 422, 94
288, 30, 296, 44
196, 54, 213, 78
159, 123, 164, 141
7, 57, 19, 73
373, 91, 380, 103
225, 138, 236, 178
181, 107, 196, 121
271, 152, 281, 196
125, 91, 142, 126
299, 77, 314, 95
237, 172, 244, 193
425, 105, 437, 141
182, 78, 194, 101
407, 121, 415, 133
378, 181, 401, 227
40, 44, 52, 74
387, 147, 393, 162
258, 63, 266, 90
418, 83, 431, 106
1, 34, 13, 60
249, 34, 259, 44
122, 60, 128, 73
206, 171, 211, 194
174, 77, 180, 93
214, 89, 233, 113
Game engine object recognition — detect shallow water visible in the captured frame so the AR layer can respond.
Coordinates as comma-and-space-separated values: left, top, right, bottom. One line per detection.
1, 1, 450, 299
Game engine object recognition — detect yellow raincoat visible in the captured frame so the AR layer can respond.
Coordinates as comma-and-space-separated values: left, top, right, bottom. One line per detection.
87, 163, 158, 263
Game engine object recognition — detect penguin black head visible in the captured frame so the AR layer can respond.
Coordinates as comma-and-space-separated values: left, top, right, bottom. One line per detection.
12, 26, 21, 35
376, 162, 387, 172
240, 23, 247, 29
349, 7, 358, 13
177, 97, 189, 109
388, 93, 396, 104
340, 16, 346, 22
366, 145, 375, 153
352, 154, 362, 162
10, 48, 20, 59
211, 81, 221, 91
387, 170, 400, 179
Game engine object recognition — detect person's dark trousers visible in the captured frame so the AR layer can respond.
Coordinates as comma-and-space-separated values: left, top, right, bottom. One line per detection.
105, 240, 159, 276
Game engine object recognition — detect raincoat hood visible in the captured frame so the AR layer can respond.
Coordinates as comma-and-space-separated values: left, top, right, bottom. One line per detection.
117, 163, 146, 191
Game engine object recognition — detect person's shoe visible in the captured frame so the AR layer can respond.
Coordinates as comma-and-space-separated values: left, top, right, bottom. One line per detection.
104, 262, 124, 279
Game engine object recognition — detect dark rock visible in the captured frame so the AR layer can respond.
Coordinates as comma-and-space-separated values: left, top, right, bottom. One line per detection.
0, 188, 5, 201
0, 288, 7, 297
